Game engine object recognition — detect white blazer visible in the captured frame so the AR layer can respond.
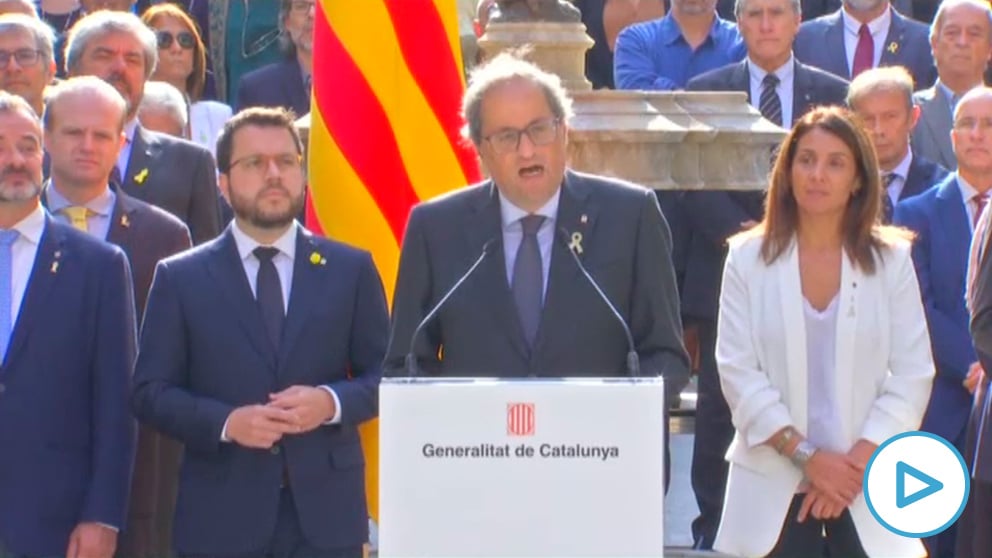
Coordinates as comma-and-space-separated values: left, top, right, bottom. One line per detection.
713, 234, 934, 558
189, 100, 232, 158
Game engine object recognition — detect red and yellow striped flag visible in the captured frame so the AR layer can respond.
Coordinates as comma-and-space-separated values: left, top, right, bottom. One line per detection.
306, 0, 482, 522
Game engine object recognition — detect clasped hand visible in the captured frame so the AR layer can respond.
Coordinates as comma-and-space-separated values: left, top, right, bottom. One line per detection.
797, 440, 876, 523
225, 386, 336, 449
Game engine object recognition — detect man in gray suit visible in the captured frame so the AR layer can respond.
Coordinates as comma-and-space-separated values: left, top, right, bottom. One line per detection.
385, 53, 689, 409
41, 76, 192, 558
64, 10, 221, 244
911, 0, 992, 171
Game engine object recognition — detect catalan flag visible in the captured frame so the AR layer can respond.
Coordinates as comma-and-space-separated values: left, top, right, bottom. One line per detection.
306, 0, 482, 523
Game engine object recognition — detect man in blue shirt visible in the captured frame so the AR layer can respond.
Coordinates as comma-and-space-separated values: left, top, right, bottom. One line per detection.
613, 0, 745, 90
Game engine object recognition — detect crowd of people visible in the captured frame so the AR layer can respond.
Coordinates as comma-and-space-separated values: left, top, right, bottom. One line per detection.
0, 0, 990, 557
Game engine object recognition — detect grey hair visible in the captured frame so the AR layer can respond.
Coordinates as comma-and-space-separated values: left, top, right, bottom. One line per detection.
953, 86, 992, 123
0, 89, 40, 123
930, 0, 992, 43
734, 0, 801, 19
138, 80, 188, 128
65, 10, 158, 79
846, 66, 915, 112
43, 75, 128, 131
0, 14, 56, 66
462, 52, 574, 146
278, 0, 296, 56
0, 0, 37, 17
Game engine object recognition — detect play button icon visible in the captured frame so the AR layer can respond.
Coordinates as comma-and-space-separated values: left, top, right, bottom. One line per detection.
865, 432, 970, 538
896, 461, 943, 508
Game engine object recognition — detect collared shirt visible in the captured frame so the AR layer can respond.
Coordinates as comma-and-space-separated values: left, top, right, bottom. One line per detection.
841, 6, 891, 75
116, 119, 138, 180
4, 204, 45, 330
221, 219, 340, 439
614, 13, 746, 91
884, 148, 913, 207
957, 173, 986, 232
45, 183, 117, 241
747, 54, 795, 126
500, 188, 560, 300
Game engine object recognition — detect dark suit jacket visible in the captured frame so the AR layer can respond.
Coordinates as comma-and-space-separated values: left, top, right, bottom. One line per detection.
793, 7, 936, 91
912, 84, 957, 172
384, 170, 690, 405
131, 226, 388, 555
881, 153, 948, 222
894, 175, 975, 447
0, 215, 137, 556
235, 58, 310, 118
123, 125, 221, 245
681, 58, 849, 320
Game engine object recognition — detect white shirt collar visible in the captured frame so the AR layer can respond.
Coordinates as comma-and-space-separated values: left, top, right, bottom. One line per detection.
123, 118, 138, 144
747, 54, 795, 84
231, 220, 299, 262
957, 172, 982, 203
499, 187, 561, 229
9, 203, 46, 245
841, 5, 891, 37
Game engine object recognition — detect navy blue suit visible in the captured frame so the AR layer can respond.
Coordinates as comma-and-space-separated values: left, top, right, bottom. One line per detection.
0, 215, 137, 556
882, 154, 948, 223
894, 175, 975, 448
235, 59, 310, 118
132, 226, 387, 555
793, 8, 936, 90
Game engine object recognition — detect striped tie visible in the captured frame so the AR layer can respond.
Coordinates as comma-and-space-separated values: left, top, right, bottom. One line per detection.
0, 229, 20, 363
759, 73, 782, 127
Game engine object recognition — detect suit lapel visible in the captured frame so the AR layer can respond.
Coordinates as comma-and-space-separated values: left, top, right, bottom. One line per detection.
462, 183, 529, 359
106, 187, 140, 250
778, 241, 808, 429
921, 87, 956, 168
880, 12, 907, 67
123, 126, 158, 195
285, 61, 309, 116
277, 229, 321, 367
825, 13, 849, 78
4, 215, 64, 370
205, 228, 277, 370
731, 61, 750, 103
937, 178, 971, 285
533, 171, 599, 354
792, 63, 815, 125
833, 254, 860, 440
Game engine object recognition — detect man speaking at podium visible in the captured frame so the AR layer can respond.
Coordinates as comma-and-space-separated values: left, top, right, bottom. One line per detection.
385, 53, 689, 413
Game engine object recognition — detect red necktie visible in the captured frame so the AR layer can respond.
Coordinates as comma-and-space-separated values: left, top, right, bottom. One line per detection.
975, 192, 990, 228
852, 24, 874, 78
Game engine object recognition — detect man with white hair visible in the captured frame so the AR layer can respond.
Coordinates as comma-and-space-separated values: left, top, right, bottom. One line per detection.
138, 80, 188, 138
65, 9, 221, 243
0, 0, 36, 16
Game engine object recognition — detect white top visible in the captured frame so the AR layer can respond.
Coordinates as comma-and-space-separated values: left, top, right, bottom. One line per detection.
230, 219, 297, 313
189, 100, 233, 157
747, 55, 795, 127
3, 204, 45, 330
841, 6, 892, 75
804, 294, 845, 453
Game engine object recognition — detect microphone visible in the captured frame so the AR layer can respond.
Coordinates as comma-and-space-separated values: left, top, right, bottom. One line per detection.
405, 236, 500, 377
556, 227, 640, 377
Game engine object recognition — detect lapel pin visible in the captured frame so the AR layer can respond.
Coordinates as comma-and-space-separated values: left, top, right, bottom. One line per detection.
580, 214, 588, 225
51, 249, 62, 274
134, 168, 149, 185
120, 214, 130, 228
568, 231, 584, 255
887, 41, 899, 54
309, 251, 326, 266
50, 260, 59, 274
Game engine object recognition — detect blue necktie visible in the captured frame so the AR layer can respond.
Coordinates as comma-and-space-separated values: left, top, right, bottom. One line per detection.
0, 229, 21, 363
512, 215, 545, 347
254, 247, 284, 351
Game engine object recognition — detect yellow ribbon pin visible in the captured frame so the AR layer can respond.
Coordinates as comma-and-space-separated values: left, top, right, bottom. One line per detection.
134, 168, 149, 185
568, 231, 584, 255
887, 42, 898, 54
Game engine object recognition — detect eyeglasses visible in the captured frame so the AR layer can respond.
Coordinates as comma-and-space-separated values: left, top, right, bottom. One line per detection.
290, 1, 316, 14
954, 117, 992, 133
230, 153, 303, 174
483, 117, 561, 154
0, 49, 42, 69
156, 30, 196, 50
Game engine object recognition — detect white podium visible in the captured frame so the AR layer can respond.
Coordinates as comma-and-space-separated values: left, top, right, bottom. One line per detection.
379, 377, 667, 557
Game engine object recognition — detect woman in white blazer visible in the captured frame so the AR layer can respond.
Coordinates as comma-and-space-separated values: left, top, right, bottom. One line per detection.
142, 3, 231, 157
714, 106, 935, 558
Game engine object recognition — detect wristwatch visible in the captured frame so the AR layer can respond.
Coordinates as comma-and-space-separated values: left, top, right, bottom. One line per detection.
790, 440, 818, 469
774, 427, 795, 454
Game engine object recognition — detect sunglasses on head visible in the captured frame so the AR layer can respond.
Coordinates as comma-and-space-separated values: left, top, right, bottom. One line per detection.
156, 30, 196, 50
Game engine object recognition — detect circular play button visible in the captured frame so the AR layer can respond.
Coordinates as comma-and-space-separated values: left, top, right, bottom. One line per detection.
864, 431, 970, 538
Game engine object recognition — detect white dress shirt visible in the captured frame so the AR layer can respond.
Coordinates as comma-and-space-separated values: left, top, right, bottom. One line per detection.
221, 220, 340, 441
500, 188, 560, 299
804, 294, 846, 453
45, 183, 117, 241
747, 55, 795, 127
884, 148, 913, 207
4, 204, 45, 331
842, 6, 892, 75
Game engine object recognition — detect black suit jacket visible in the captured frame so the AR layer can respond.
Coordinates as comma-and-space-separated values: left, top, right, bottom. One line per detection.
384, 170, 690, 405
880, 154, 948, 223
132, 226, 388, 554
123, 125, 221, 245
681, 59, 849, 320
235, 59, 310, 118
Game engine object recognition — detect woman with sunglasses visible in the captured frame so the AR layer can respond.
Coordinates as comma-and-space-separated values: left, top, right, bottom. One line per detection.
141, 3, 230, 157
